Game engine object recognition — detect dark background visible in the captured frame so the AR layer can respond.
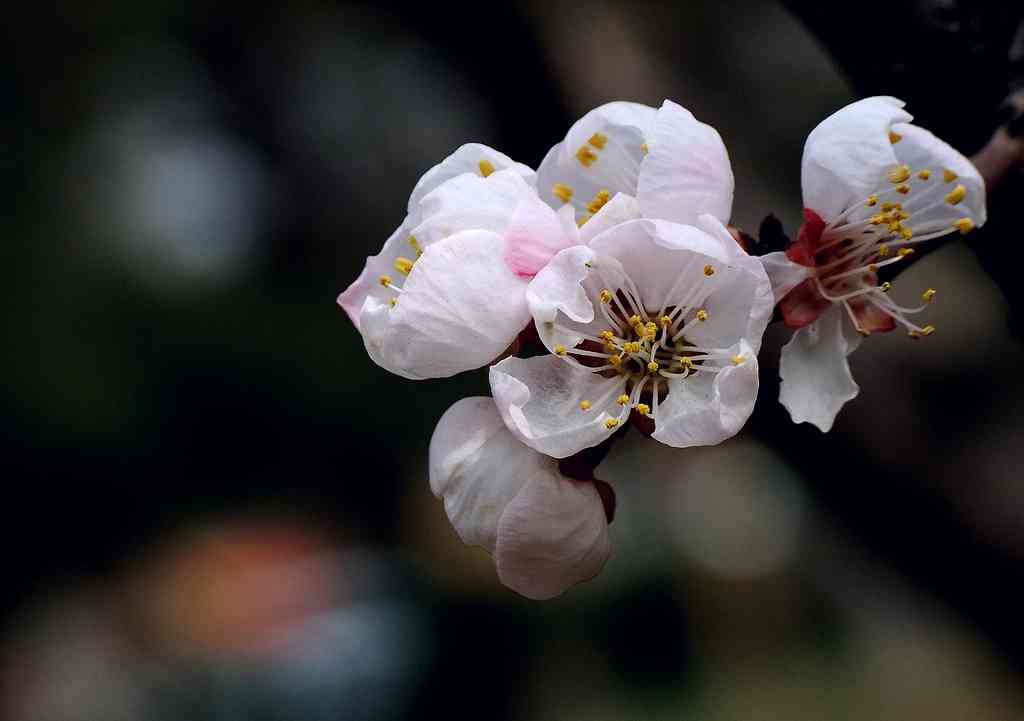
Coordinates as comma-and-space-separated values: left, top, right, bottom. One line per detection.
3, 2, 1024, 719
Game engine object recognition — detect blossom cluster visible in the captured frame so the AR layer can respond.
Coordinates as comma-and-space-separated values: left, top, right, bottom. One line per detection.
338, 97, 986, 599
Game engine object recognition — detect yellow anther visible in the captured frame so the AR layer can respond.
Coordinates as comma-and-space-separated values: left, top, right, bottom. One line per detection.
897, 247, 915, 257
635, 403, 650, 416
644, 321, 657, 335
889, 220, 903, 233
554, 344, 567, 356
608, 354, 622, 367
696, 309, 708, 322
857, 328, 871, 336
478, 159, 495, 177
576, 145, 598, 167
943, 169, 958, 183
588, 132, 608, 149
954, 217, 975, 234
647, 360, 660, 373
680, 357, 694, 369
616, 394, 630, 406
896, 183, 911, 195
703, 264, 715, 276
552, 183, 573, 203
868, 264, 879, 272
889, 130, 903, 144
579, 400, 592, 411
880, 281, 892, 292
901, 226, 914, 240
882, 202, 896, 212
599, 330, 615, 341
888, 164, 911, 183
628, 315, 642, 327
599, 289, 613, 303
922, 288, 936, 302
627, 342, 643, 353
641, 142, 649, 155
660, 315, 672, 327
878, 244, 891, 257
605, 418, 620, 429
866, 194, 878, 206
393, 256, 415, 275
586, 189, 611, 214
908, 330, 921, 339
409, 235, 422, 256
895, 210, 909, 220
945, 184, 966, 205
871, 214, 887, 225
731, 354, 745, 366
922, 325, 935, 336
378, 274, 393, 287
918, 169, 931, 180
388, 297, 397, 308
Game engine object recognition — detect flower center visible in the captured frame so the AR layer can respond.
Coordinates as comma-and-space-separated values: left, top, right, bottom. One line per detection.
548, 260, 745, 426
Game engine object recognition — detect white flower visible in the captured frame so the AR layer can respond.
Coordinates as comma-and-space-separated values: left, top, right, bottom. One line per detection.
429, 396, 611, 600
338, 144, 579, 379
761, 96, 988, 431
489, 215, 773, 459
536, 99, 734, 228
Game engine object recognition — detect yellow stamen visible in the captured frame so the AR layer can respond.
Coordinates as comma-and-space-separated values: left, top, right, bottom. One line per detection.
616, 394, 630, 406
943, 169, 958, 183
896, 183, 910, 195
554, 344, 567, 356
647, 361, 660, 373
628, 315, 642, 327
889, 131, 903, 144
882, 202, 896, 212
897, 248, 914, 257
660, 315, 672, 327
954, 218, 975, 234
579, 400, 592, 411
588, 132, 608, 149
922, 288, 936, 302
576, 146, 598, 167
880, 281, 892, 292
552, 183, 573, 203
378, 275, 392, 287
731, 355, 745, 366
878, 244, 891, 257
605, 418, 620, 429
918, 169, 931, 180
640, 142, 649, 155
388, 297, 397, 308
921, 325, 935, 336
608, 355, 622, 367
478, 159, 495, 177
599, 289, 612, 303
409, 235, 422, 256
393, 256, 414, 276
901, 226, 914, 240
703, 264, 715, 276
586, 189, 611, 214
908, 330, 921, 339
635, 403, 650, 416
888, 164, 911, 183
866, 195, 878, 207
945, 184, 966, 205
857, 328, 871, 336
868, 264, 879, 272
599, 330, 615, 341
696, 309, 708, 322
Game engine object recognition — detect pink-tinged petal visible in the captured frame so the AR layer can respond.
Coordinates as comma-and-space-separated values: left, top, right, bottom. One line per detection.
489, 355, 625, 459
503, 192, 578, 278
337, 216, 416, 330
637, 100, 734, 225
651, 339, 759, 448
779, 304, 863, 432
760, 251, 812, 304
429, 397, 546, 553
779, 279, 831, 329
360, 230, 529, 379
495, 470, 611, 600
408, 143, 534, 213
848, 296, 897, 333
802, 96, 912, 221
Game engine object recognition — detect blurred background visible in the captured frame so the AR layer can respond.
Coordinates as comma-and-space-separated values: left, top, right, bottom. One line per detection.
3, 1, 1024, 719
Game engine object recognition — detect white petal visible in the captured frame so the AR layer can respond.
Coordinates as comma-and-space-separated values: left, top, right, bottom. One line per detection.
408, 143, 535, 213
588, 218, 732, 312
489, 355, 625, 459
495, 469, 611, 600
778, 304, 863, 432
637, 100, 734, 225
337, 215, 416, 330
802, 96, 912, 220
889, 122, 987, 233
526, 245, 599, 351
652, 339, 759, 448
578, 192, 641, 246
536, 102, 657, 220
428, 397, 547, 553
760, 251, 812, 303
360, 230, 529, 379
